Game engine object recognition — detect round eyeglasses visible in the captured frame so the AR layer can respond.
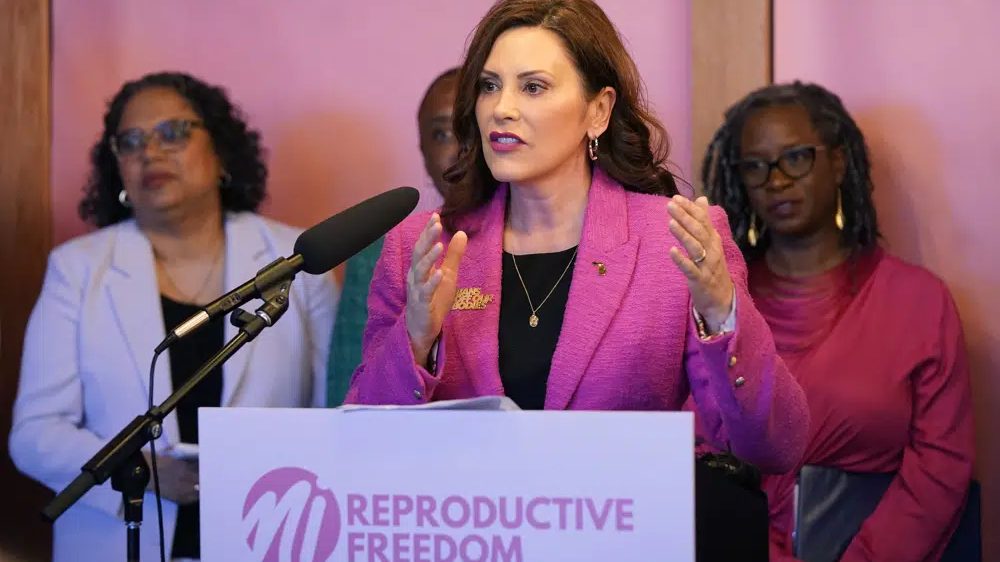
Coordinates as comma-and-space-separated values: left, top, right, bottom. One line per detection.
734, 145, 826, 188
111, 119, 204, 158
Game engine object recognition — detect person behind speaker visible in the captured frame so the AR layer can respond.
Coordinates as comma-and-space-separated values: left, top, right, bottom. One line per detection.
702, 81, 974, 561
327, 68, 460, 405
9, 71, 337, 562
346, 0, 808, 474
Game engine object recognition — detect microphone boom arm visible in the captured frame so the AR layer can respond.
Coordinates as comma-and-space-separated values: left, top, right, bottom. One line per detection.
43, 281, 293, 525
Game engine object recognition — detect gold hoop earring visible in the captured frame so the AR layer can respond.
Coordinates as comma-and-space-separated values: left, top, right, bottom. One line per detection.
835, 190, 845, 230
747, 212, 759, 247
588, 136, 599, 161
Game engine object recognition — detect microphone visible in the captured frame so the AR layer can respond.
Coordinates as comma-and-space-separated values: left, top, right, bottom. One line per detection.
154, 186, 419, 353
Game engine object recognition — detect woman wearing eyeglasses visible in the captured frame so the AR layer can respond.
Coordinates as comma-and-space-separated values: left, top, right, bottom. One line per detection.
702, 81, 974, 562
9, 72, 336, 562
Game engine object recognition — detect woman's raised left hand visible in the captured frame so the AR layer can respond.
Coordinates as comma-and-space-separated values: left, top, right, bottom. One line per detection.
667, 195, 735, 333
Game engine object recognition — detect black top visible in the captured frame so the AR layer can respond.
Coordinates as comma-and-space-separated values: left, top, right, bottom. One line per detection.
498, 246, 577, 410
161, 295, 224, 559
497, 248, 770, 560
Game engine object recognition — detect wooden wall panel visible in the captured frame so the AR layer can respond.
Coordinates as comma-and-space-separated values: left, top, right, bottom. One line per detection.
691, 0, 772, 193
0, 0, 54, 560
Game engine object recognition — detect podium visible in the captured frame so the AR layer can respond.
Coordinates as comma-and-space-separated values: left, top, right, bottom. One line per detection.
199, 406, 695, 561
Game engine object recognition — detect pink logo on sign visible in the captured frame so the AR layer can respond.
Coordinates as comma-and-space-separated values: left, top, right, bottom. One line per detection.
242, 467, 340, 562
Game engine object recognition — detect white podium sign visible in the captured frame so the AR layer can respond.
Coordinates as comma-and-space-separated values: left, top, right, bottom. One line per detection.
200, 407, 693, 562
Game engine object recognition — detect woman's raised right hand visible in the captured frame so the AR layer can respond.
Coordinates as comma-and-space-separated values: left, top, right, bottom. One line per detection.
405, 213, 467, 367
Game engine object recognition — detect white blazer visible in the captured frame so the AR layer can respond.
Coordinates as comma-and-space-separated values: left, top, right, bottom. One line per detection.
9, 212, 337, 561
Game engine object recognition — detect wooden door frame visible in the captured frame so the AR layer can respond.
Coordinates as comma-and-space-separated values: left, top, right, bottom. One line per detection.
0, 0, 54, 560
691, 0, 773, 192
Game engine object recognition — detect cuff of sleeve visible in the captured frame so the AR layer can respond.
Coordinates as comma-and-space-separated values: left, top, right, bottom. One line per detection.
394, 314, 443, 403
688, 298, 750, 393
693, 287, 738, 340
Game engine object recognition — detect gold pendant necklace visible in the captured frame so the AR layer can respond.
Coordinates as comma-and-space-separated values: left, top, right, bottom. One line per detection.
155, 241, 224, 304
510, 248, 578, 328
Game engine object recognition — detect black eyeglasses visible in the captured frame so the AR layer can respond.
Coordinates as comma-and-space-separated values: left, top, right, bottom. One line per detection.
111, 119, 204, 158
734, 145, 826, 188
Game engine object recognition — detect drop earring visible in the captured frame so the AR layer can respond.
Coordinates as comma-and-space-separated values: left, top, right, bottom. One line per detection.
835, 190, 845, 230
588, 136, 599, 161
747, 212, 759, 247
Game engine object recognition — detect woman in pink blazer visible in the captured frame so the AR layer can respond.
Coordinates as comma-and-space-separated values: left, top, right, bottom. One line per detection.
346, 0, 807, 475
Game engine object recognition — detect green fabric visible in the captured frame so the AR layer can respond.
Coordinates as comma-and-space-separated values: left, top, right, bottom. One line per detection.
327, 236, 385, 406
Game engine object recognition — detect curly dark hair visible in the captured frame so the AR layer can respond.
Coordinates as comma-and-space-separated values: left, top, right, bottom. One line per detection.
702, 81, 880, 261
441, 0, 677, 232
78, 71, 267, 227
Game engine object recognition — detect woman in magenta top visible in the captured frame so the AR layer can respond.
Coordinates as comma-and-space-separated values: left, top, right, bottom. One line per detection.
345, 0, 808, 476
703, 82, 974, 561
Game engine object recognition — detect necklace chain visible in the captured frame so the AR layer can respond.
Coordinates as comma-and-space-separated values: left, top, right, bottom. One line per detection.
155, 242, 224, 304
510, 248, 578, 328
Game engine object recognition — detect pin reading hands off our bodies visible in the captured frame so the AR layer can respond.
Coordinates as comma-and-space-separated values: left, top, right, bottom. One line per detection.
667, 195, 735, 335
406, 213, 468, 367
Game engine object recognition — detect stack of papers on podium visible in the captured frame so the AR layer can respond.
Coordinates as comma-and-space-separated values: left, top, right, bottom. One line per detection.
336, 395, 521, 412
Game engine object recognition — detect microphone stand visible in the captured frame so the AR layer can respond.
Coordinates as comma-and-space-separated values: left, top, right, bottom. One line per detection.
42, 278, 294, 562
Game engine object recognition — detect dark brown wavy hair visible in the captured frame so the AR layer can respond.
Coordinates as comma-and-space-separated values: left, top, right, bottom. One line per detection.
441, 0, 677, 231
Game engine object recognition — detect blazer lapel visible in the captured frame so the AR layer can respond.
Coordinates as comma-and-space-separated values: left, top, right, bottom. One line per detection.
546, 168, 639, 409
220, 213, 273, 406
105, 221, 181, 443
447, 187, 507, 396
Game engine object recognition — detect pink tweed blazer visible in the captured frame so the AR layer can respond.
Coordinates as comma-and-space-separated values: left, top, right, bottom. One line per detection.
346, 167, 807, 472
